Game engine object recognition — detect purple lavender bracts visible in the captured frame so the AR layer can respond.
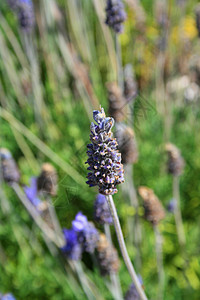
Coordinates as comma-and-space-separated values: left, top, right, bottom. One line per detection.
86, 107, 124, 195
105, 0, 127, 34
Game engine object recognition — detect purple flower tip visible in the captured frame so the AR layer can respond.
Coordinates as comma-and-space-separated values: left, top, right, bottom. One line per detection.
24, 177, 41, 208
61, 228, 82, 261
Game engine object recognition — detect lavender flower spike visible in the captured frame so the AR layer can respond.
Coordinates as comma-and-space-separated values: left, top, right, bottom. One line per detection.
62, 228, 82, 261
73, 212, 99, 254
86, 107, 124, 195
105, 0, 127, 34
94, 194, 113, 225
7, 0, 35, 32
125, 276, 143, 300
24, 177, 41, 208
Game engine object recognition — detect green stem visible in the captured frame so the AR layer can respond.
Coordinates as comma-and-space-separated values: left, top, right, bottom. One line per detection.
173, 176, 186, 247
106, 195, 148, 300
153, 225, 164, 300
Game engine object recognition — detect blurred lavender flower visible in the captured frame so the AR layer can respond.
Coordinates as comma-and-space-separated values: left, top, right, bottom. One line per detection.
167, 199, 176, 213
24, 177, 41, 208
62, 228, 82, 260
105, 0, 127, 34
0, 148, 20, 184
125, 276, 143, 300
73, 212, 99, 253
7, 0, 35, 32
0, 294, 16, 300
94, 194, 113, 225
86, 107, 124, 195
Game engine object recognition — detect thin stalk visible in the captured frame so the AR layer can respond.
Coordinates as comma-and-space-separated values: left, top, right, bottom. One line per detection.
153, 225, 164, 300
104, 224, 123, 300
106, 195, 148, 300
72, 261, 99, 300
125, 165, 142, 270
47, 197, 65, 247
173, 176, 186, 246
11, 182, 65, 248
115, 35, 124, 91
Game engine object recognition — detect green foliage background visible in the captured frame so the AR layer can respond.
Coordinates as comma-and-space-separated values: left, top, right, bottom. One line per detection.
0, 0, 200, 299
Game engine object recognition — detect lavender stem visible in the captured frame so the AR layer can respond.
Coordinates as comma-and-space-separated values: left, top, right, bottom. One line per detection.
104, 224, 123, 300
173, 176, 186, 246
153, 225, 164, 300
106, 195, 148, 300
115, 34, 124, 92
11, 182, 65, 248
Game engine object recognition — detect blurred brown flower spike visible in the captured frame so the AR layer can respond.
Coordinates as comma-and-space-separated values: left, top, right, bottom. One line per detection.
115, 124, 138, 164
138, 186, 165, 226
97, 233, 120, 276
0, 148, 20, 184
37, 163, 58, 196
165, 143, 185, 176
107, 82, 127, 122
195, 4, 200, 38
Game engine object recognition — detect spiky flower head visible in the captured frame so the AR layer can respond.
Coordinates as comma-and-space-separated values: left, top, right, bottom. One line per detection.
107, 82, 127, 122
138, 186, 165, 226
97, 233, 120, 276
7, 0, 35, 32
105, 0, 127, 34
115, 123, 138, 164
61, 228, 82, 260
72, 212, 99, 253
86, 107, 124, 195
165, 143, 185, 176
94, 194, 113, 225
0, 148, 20, 184
124, 276, 143, 300
37, 163, 58, 196
0, 294, 16, 300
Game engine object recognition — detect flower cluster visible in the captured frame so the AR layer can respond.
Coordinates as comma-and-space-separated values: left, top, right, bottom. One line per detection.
0, 148, 20, 184
62, 212, 99, 259
138, 186, 165, 226
37, 163, 58, 196
72, 212, 99, 253
7, 0, 35, 32
165, 143, 185, 176
86, 107, 124, 195
96, 234, 119, 276
105, 0, 127, 34
62, 228, 82, 261
94, 194, 113, 225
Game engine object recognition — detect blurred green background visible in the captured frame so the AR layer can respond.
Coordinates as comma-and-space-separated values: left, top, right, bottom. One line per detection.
0, 0, 200, 299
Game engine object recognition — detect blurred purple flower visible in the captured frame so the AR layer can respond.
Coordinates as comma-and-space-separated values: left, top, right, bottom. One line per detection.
7, 0, 35, 32
125, 275, 143, 300
73, 212, 99, 254
94, 194, 113, 225
24, 177, 41, 208
72, 212, 88, 232
167, 199, 176, 213
105, 0, 127, 34
0, 294, 16, 300
61, 228, 82, 261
